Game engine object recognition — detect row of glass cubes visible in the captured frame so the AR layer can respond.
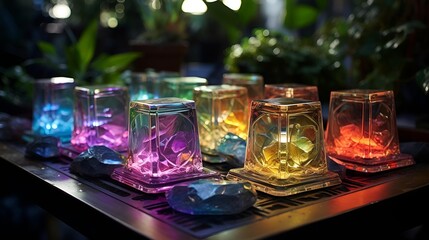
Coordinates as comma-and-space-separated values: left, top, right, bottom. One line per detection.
32, 73, 414, 196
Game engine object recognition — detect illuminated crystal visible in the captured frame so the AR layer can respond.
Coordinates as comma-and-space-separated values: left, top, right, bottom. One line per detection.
227, 98, 341, 196
325, 89, 415, 172
193, 85, 248, 159
70, 145, 125, 177
165, 179, 257, 215
71, 85, 129, 152
216, 132, 247, 167
32, 77, 75, 141
160, 76, 208, 100
111, 98, 220, 193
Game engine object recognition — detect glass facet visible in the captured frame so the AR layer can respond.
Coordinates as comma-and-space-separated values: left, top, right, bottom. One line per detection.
325, 89, 415, 172
71, 85, 129, 152
227, 98, 341, 196
32, 77, 75, 141
264, 83, 319, 101
193, 85, 249, 157
111, 98, 219, 193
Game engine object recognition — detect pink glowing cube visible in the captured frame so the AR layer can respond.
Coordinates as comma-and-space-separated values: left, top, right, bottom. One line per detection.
111, 98, 219, 193
71, 85, 129, 152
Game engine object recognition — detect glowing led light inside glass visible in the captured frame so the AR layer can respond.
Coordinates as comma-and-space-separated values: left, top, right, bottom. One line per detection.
193, 85, 248, 157
71, 85, 129, 152
128, 71, 181, 101
325, 89, 415, 172
32, 77, 75, 141
111, 98, 219, 193
227, 98, 341, 196
160, 77, 207, 100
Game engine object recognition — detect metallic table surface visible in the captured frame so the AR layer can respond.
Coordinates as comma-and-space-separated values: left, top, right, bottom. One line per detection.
1, 141, 429, 239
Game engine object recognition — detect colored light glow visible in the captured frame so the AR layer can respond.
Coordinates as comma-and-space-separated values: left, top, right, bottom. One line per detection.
32, 78, 75, 140
330, 123, 393, 159
193, 85, 248, 156
71, 85, 128, 152
160, 77, 208, 100
71, 123, 128, 151
243, 99, 325, 179
226, 98, 341, 197
127, 99, 203, 178
324, 90, 403, 163
255, 118, 320, 179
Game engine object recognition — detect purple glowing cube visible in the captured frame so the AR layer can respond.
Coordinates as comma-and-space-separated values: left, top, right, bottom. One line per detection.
71, 85, 129, 152
111, 98, 220, 193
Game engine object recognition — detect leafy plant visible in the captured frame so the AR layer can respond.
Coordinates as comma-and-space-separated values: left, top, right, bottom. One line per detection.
134, 0, 188, 44
316, 1, 427, 90
283, 0, 328, 30
25, 19, 140, 85
224, 28, 345, 102
0, 65, 34, 111
204, 0, 258, 45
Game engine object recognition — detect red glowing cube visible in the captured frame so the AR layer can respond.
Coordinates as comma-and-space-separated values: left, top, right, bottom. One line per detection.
325, 89, 415, 172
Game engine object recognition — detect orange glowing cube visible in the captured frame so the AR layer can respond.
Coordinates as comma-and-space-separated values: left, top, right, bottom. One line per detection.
325, 89, 415, 172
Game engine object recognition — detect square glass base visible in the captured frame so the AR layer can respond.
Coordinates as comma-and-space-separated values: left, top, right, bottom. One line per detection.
328, 153, 415, 173
226, 169, 342, 197
111, 167, 221, 194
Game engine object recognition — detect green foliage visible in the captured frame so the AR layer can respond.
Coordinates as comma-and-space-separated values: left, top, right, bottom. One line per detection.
416, 67, 429, 95
315, 0, 428, 90
0, 65, 33, 109
284, 0, 327, 29
205, 0, 258, 45
136, 0, 188, 43
26, 19, 140, 85
224, 28, 345, 101
225, 0, 429, 104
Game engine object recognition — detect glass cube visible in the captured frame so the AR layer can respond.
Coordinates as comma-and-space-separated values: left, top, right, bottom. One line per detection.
128, 72, 150, 101
325, 89, 415, 172
264, 83, 319, 101
227, 98, 341, 196
222, 73, 264, 104
70, 85, 129, 153
159, 76, 208, 100
128, 70, 180, 101
111, 98, 219, 193
193, 85, 249, 161
32, 77, 75, 141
